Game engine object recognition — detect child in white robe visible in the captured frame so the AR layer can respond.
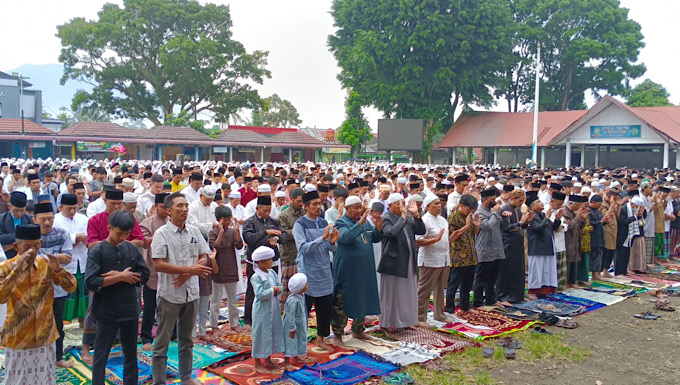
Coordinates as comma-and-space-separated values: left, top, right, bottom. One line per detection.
283, 273, 310, 370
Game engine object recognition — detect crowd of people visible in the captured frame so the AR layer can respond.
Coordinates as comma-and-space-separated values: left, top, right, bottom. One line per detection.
0, 157, 678, 384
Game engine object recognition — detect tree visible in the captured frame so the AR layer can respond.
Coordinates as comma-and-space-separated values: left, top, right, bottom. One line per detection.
58, 106, 112, 129
249, 94, 302, 127
498, 0, 646, 111
626, 79, 673, 107
329, 0, 513, 154
57, 0, 271, 127
337, 91, 372, 157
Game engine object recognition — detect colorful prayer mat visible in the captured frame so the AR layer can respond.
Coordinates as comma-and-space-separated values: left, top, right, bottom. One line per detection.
379, 342, 438, 366
456, 309, 529, 331
203, 330, 253, 353
514, 299, 582, 316
561, 289, 625, 306
342, 336, 399, 355
137, 341, 237, 371
546, 293, 607, 314
387, 327, 477, 354
626, 273, 678, 285
65, 347, 178, 385
167, 369, 233, 384
590, 280, 647, 293
208, 356, 284, 385
264, 351, 398, 385
56, 359, 105, 385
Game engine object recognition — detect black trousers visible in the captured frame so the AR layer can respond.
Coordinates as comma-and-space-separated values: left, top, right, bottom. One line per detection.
615, 246, 630, 276
445, 265, 476, 312
567, 262, 578, 284
473, 261, 500, 307
53, 296, 67, 361
602, 248, 616, 272
305, 293, 334, 338
244, 263, 278, 325
93, 319, 138, 385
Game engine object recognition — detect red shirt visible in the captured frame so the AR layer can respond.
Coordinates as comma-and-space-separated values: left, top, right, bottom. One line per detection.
87, 210, 145, 246
239, 187, 257, 206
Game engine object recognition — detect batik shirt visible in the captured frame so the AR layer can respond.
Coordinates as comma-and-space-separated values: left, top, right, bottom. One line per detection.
448, 210, 477, 267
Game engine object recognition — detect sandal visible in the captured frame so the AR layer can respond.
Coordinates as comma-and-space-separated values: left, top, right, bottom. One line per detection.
655, 303, 676, 312
482, 347, 495, 358
497, 337, 522, 349
634, 312, 661, 320
531, 327, 553, 335
504, 347, 516, 359
555, 319, 579, 329
382, 373, 402, 384
539, 312, 559, 325
398, 372, 415, 385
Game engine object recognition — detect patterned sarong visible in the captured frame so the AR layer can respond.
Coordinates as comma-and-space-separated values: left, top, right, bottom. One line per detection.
670, 228, 680, 258
556, 251, 567, 291
5, 344, 56, 385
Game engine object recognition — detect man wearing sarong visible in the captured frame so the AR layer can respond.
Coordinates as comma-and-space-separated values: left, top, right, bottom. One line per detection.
472, 188, 505, 308
497, 189, 532, 304
526, 195, 560, 297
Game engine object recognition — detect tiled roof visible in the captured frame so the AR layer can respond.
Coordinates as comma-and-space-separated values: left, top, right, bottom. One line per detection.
0, 119, 53, 134
228, 125, 297, 136
58, 122, 143, 139
144, 126, 213, 141
268, 131, 329, 146
215, 129, 270, 143
440, 110, 586, 148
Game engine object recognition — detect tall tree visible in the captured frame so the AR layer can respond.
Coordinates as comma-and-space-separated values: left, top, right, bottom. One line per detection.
329, 0, 513, 153
498, 0, 646, 111
626, 79, 673, 107
57, 0, 270, 126
250, 94, 302, 127
337, 91, 372, 157
58, 106, 112, 129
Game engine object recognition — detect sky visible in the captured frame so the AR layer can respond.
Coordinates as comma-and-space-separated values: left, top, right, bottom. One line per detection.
1, 0, 678, 131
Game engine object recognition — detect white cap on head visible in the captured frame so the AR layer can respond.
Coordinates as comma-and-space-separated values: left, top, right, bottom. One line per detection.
229, 191, 241, 199
397, 177, 408, 184
257, 184, 272, 193
581, 186, 592, 194
200, 186, 216, 198
574, 182, 582, 187
423, 194, 438, 208
274, 191, 286, 198
288, 273, 307, 295
610, 181, 621, 189
304, 184, 317, 192
410, 194, 423, 202
252, 246, 275, 262
123, 192, 138, 203
631, 196, 645, 206
345, 196, 362, 206
387, 193, 404, 204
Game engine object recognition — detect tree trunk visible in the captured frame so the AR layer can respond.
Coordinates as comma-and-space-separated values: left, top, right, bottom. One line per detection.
558, 66, 574, 110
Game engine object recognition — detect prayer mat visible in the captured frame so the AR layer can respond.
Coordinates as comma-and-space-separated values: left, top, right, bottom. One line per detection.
65, 347, 179, 385
387, 327, 477, 354
305, 344, 354, 365
546, 293, 607, 314
56, 361, 104, 385
138, 341, 237, 371
167, 369, 233, 384
514, 299, 582, 316
308, 327, 318, 341
456, 309, 529, 331
379, 342, 438, 366
208, 355, 285, 385
342, 337, 399, 355
500, 307, 541, 320
203, 330, 253, 353
625, 273, 677, 286
561, 289, 626, 306
265, 351, 399, 385
591, 280, 647, 293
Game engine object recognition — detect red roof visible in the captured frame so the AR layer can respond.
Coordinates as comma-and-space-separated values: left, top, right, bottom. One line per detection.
215, 129, 270, 144
144, 126, 213, 143
228, 125, 297, 136
0, 119, 54, 135
440, 110, 586, 148
58, 122, 142, 139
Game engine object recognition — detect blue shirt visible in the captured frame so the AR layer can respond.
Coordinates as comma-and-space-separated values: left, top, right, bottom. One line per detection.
9, 212, 20, 228
293, 214, 337, 297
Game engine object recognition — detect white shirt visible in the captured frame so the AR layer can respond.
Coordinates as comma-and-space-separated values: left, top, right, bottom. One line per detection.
227, 203, 246, 255
548, 209, 568, 252
138, 191, 156, 216
86, 197, 106, 217
416, 212, 450, 268
53, 212, 89, 273
665, 199, 673, 232
187, 199, 218, 238
230, 182, 243, 192
446, 190, 462, 215
181, 185, 202, 205
16, 186, 43, 202
244, 198, 279, 220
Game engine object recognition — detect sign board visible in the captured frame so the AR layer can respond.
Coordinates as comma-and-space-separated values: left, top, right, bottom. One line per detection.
378, 119, 425, 151
324, 147, 351, 154
76, 141, 117, 152
590, 125, 641, 139
28, 142, 46, 149
239, 147, 256, 153
213, 146, 230, 153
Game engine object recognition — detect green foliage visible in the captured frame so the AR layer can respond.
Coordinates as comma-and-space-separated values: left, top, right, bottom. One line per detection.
165, 110, 219, 138
626, 79, 673, 107
58, 106, 112, 129
250, 94, 302, 128
337, 91, 372, 156
57, 0, 270, 126
329, 0, 514, 149
499, 0, 646, 111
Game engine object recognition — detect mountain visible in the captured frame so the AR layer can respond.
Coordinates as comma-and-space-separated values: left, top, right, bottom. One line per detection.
6, 63, 92, 117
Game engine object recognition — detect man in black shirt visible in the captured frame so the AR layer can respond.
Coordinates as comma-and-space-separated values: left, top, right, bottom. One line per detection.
85, 210, 149, 385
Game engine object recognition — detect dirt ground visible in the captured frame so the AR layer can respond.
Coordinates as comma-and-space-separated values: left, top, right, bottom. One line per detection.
490, 294, 680, 385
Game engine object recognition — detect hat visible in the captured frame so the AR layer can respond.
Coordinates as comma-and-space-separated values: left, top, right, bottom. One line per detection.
387, 193, 404, 204
552, 191, 566, 201
190, 172, 203, 181
288, 273, 308, 295
371, 202, 385, 212
409, 183, 420, 189
15, 224, 40, 240
569, 195, 586, 203
590, 194, 603, 203
155, 193, 169, 204
105, 189, 124, 200
549, 183, 562, 191
61, 193, 77, 206
397, 177, 408, 184
274, 191, 286, 198
257, 195, 272, 206
409, 194, 423, 202
631, 196, 645, 206
27, 173, 39, 182
302, 190, 320, 204
317, 184, 329, 193
113, 176, 123, 184
628, 190, 640, 197
72, 182, 85, 191
10, 191, 27, 208
257, 184, 272, 193
122, 178, 135, 188
34, 202, 53, 215
172, 168, 182, 176
123, 192, 138, 203
480, 188, 497, 199
345, 196, 362, 206
229, 191, 242, 199
379, 184, 392, 192
423, 194, 438, 208
347, 183, 359, 190
251, 245, 275, 262
531, 182, 541, 189
200, 186, 216, 198
526, 195, 541, 206
502, 185, 514, 192
659, 186, 671, 193
454, 174, 469, 184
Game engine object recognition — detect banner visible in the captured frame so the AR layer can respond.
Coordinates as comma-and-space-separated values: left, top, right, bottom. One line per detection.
324, 147, 351, 154
590, 125, 641, 139
76, 141, 118, 152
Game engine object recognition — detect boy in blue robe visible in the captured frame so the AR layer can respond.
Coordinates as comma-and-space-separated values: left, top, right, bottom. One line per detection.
282, 273, 310, 371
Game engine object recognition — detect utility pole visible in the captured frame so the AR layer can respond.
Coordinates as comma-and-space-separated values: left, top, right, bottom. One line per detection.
531, 41, 541, 168
12, 73, 30, 158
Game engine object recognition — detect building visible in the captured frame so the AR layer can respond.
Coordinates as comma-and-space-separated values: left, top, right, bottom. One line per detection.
440, 96, 680, 169
0, 71, 42, 125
